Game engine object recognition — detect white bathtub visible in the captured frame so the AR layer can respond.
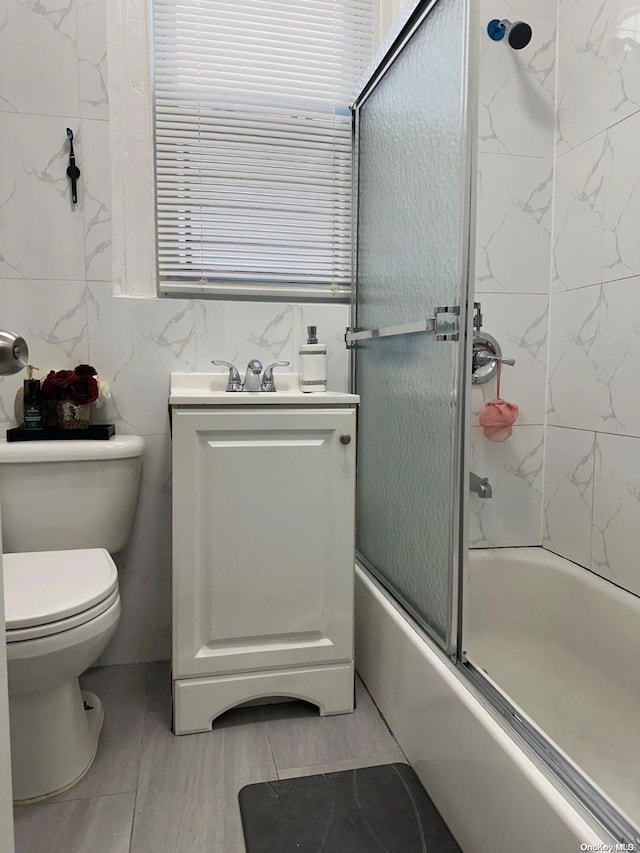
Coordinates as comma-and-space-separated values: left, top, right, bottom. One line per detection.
355, 558, 614, 853
465, 546, 640, 831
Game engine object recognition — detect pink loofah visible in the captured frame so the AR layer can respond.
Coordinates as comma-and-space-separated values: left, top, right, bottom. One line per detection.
478, 398, 519, 442
478, 362, 519, 442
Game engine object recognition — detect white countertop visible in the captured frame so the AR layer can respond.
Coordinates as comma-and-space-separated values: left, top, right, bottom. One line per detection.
169, 373, 359, 405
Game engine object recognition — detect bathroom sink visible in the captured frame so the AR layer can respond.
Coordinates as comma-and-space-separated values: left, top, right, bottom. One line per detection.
169, 373, 359, 405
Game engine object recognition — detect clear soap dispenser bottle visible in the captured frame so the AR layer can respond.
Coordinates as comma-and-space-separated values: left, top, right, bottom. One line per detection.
299, 326, 327, 393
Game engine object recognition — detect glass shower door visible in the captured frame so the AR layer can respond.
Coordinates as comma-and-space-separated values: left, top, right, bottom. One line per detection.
352, 0, 473, 649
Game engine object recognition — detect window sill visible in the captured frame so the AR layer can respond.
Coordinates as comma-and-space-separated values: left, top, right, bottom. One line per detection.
159, 281, 351, 304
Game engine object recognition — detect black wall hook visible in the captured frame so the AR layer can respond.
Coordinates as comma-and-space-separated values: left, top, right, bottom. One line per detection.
66, 128, 81, 204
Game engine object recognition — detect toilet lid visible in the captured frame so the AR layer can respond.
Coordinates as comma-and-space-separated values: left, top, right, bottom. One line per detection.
3, 548, 118, 630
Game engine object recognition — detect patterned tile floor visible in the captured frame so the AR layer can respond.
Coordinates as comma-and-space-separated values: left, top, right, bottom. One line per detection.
13, 663, 407, 853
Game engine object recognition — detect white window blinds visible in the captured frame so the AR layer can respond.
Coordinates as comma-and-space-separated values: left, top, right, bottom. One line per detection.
152, 0, 374, 299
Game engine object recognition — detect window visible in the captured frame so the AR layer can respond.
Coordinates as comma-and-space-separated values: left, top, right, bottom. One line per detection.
152, 0, 375, 300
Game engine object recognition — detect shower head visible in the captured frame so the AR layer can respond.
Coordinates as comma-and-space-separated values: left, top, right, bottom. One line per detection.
487, 18, 532, 50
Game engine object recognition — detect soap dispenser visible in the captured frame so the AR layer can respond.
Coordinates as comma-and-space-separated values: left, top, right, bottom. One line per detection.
299, 326, 327, 393
23, 365, 43, 430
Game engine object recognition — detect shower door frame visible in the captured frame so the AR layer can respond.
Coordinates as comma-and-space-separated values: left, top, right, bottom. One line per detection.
349, 0, 477, 659
350, 5, 640, 847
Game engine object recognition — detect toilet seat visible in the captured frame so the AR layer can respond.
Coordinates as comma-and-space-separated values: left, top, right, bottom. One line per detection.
6, 587, 120, 643
4, 548, 118, 642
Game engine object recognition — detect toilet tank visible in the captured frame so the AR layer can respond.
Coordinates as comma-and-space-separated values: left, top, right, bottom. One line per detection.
0, 436, 145, 554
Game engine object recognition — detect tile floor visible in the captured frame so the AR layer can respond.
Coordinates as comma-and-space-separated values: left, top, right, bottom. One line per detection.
13, 663, 407, 853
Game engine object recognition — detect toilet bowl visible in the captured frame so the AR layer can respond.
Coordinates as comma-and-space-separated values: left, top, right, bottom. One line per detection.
4, 549, 121, 802
0, 435, 144, 802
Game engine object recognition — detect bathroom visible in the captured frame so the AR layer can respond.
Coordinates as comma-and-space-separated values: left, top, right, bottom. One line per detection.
0, 0, 639, 850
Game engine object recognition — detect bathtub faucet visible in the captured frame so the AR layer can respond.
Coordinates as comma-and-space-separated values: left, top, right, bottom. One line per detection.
470, 472, 493, 499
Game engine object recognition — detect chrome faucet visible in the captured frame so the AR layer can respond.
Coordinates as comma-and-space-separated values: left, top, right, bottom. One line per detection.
470, 472, 493, 499
243, 359, 263, 392
212, 358, 290, 392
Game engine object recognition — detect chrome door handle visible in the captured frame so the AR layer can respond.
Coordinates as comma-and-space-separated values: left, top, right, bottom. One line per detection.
344, 305, 460, 347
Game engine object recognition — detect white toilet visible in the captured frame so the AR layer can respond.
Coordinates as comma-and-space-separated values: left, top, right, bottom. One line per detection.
0, 435, 144, 803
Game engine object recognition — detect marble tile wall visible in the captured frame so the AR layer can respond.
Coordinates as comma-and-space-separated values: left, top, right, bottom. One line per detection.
470, 0, 556, 547
471, 0, 640, 599
543, 0, 640, 598
8, 0, 638, 651
0, 0, 350, 663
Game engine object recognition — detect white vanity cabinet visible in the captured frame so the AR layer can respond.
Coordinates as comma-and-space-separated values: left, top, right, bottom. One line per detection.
170, 376, 358, 735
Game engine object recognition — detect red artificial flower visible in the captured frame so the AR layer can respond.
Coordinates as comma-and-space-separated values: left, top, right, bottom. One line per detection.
67, 373, 99, 405
74, 364, 97, 377
42, 369, 74, 400
42, 368, 100, 405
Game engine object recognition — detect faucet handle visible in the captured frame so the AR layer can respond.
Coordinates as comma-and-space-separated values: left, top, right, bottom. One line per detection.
211, 360, 242, 392
261, 361, 290, 392
475, 349, 516, 368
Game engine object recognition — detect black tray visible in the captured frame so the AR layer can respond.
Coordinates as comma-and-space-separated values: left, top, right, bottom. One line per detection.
6, 424, 115, 442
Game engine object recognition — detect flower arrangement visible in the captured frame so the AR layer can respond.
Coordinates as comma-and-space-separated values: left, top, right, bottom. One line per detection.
41, 364, 111, 429
42, 364, 100, 405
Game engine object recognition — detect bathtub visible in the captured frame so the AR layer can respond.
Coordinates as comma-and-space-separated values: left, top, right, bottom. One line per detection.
465, 546, 640, 832
355, 555, 616, 853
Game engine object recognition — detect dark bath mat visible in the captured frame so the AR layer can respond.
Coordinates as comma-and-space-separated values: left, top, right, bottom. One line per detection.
238, 762, 462, 853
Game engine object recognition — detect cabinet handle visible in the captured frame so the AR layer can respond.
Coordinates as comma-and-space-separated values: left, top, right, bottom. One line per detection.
339, 434, 352, 445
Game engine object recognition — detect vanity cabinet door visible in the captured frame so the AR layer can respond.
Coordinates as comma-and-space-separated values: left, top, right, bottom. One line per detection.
172, 407, 356, 679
